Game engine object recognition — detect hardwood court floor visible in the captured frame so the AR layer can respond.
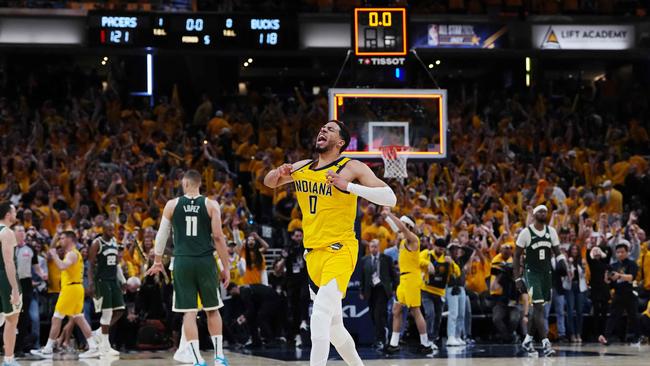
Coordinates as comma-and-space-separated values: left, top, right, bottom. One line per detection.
16, 343, 650, 366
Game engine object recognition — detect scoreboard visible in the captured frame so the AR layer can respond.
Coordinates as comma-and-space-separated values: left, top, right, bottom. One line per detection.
354, 8, 407, 56
88, 12, 296, 50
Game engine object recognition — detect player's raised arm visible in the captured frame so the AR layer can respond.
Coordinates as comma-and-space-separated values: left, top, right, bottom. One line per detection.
147, 198, 176, 276
50, 249, 78, 270
264, 159, 311, 188
385, 209, 419, 250
326, 159, 397, 207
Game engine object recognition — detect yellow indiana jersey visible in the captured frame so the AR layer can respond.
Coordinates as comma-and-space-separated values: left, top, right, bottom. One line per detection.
291, 157, 358, 249
61, 249, 83, 286
398, 238, 421, 277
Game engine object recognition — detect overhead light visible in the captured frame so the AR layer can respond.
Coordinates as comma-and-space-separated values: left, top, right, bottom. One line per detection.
428, 63, 434, 69
525, 57, 531, 72
312, 86, 320, 95
103, 56, 108, 61
247, 58, 253, 63
243, 62, 249, 67
435, 60, 441, 65
101, 61, 106, 66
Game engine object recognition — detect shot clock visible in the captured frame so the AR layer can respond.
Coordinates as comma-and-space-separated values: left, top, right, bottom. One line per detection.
354, 8, 407, 56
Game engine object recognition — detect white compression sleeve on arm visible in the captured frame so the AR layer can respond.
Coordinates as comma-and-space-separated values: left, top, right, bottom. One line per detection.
154, 217, 171, 256
346, 183, 397, 207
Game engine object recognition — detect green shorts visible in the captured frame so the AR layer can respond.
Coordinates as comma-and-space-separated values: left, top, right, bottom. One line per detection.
95, 279, 125, 311
525, 269, 551, 304
172, 255, 222, 312
0, 271, 21, 316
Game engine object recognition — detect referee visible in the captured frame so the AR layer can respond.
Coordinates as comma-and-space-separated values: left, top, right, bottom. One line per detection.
14, 226, 47, 354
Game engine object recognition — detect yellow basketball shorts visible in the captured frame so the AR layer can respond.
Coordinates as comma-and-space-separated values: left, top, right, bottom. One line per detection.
396, 275, 422, 308
305, 241, 358, 298
55, 284, 84, 316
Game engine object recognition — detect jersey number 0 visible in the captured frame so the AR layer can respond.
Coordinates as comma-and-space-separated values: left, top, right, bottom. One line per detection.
309, 195, 318, 214
185, 216, 198, 236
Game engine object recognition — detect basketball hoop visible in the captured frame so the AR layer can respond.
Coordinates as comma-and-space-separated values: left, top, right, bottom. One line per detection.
379, 145, 410, 179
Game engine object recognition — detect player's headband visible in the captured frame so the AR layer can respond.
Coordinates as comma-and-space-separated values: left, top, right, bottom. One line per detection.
533, 205, 548, 215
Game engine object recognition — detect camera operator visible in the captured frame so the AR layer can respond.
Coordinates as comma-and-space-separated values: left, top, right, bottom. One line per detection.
598, 242, 640, 345
276, 229, 309, 347
489, 243, 521, 343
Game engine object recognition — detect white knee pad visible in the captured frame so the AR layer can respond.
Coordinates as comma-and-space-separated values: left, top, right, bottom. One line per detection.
310, 280, 342, 342
53, 312, 65, 319
100, 309, 113, 325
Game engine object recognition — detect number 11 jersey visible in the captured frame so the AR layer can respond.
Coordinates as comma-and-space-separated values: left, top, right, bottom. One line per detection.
172, 195, 213, 257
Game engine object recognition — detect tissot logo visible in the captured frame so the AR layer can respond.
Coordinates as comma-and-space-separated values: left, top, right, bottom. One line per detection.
357, 57, 405, 66
342, 305, 369, 318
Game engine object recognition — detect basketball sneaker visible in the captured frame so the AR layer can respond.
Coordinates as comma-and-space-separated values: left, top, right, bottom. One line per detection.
542, 338, 555, 357
1, 359, 20, 366
215, 355, 229, 366
384, 344, 400, 355
446, 336, 462, 347
78, 347, 100, 359
522, 336, 536, 357
173, 345, 194, 364
416, 343, 434, 355
30, 347, 54, 359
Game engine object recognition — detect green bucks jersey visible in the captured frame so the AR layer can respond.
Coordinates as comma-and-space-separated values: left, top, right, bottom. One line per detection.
516, 224, 560, 273
0, 225, 10, 273
172, 195, 213, 257
95, 237, 119, 280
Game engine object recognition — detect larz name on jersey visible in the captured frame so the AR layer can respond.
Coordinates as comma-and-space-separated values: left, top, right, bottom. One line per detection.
183, 205, 201, 213
294, 180, 332, 197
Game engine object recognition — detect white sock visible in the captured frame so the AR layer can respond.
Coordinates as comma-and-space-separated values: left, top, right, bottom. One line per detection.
212, 335, 224, 358
419, 333, 429, 346
87, 335, 98, 349
389, 332, 400, 347
188, 340, 204, 364
44, 338, 56, 351
4, 356, 14, 362
524, 334, 533, 343
179, 326, 187, 349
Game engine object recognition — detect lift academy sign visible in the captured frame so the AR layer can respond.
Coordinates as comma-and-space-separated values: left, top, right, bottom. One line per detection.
533, 24, 634, 50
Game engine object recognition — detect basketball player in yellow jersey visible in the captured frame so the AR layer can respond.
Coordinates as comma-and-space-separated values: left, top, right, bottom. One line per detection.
32, 231, 100, 359
383, 209, 433, 355
264, 120, 397, 366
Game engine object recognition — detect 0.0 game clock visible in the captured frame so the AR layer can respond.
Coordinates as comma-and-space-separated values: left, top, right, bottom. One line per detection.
354, 8, 407, 56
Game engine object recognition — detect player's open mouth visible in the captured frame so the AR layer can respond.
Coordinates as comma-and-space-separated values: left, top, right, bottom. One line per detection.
317, 134, 327, 143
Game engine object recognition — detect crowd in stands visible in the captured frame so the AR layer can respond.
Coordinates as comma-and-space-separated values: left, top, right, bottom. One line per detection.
0, 56, 649, 355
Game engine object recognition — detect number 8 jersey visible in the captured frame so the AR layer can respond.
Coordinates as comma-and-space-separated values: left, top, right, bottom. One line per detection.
172, 195, 214, 257
291, 157, 358, 249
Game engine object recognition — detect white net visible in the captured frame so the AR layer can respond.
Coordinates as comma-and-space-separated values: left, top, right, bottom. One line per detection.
379, 146, 409, 179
